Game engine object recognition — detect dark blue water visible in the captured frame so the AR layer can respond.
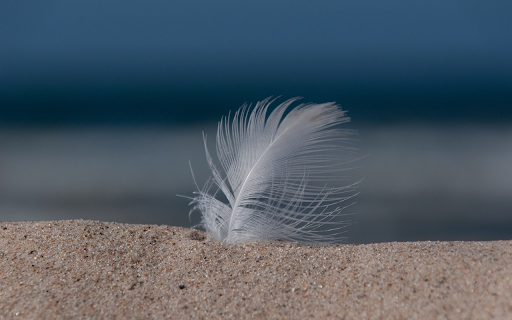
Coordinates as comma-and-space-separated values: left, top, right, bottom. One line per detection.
1, 83, 511, 126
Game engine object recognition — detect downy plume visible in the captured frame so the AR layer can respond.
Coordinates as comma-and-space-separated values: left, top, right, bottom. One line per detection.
188, 97, 359, 243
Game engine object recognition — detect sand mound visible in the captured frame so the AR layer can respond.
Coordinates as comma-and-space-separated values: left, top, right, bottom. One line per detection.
1, 220, 511, 319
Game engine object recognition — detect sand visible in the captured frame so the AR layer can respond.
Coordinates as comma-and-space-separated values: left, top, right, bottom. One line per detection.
1, 220, 511, 319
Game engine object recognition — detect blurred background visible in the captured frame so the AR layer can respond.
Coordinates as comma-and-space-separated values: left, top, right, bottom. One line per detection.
1, 1, 511, 243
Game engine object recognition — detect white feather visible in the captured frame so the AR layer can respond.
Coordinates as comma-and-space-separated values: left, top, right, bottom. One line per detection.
189, 97, 359, 243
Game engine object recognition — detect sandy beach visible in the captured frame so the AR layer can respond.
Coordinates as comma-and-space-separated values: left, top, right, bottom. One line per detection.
1, 220, 511, 319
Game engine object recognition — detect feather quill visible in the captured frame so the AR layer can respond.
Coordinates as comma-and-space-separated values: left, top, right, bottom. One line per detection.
189, 97, 359, 243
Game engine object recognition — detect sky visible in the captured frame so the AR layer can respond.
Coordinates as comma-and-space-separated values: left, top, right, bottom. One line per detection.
1, 1, 511, 125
